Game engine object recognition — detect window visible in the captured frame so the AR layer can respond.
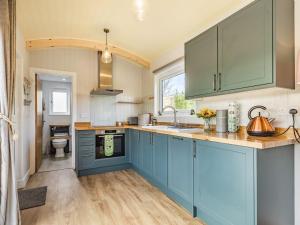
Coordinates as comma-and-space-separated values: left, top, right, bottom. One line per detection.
49, 89, 70, 115
160, 73, 195, 111
155, 60, 195, 114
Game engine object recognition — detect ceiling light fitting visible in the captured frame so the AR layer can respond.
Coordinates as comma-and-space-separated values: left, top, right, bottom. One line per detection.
133, 0, 148, 21
101, 28, 112, 64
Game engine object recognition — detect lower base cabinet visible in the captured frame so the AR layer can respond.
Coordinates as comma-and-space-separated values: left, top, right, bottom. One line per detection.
140, 131, 153, 177
126, 130, 294, 225
167, 136, 194, 213
131, 131, 168, 191
193, 141, 294, 225
152, 133, 168, 190
130, 129, 140, 168
76, 130, 96, 173
194, 141, 255, 225
76, 130, 130, 176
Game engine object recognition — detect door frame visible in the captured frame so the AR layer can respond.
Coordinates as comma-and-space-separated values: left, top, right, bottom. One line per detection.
35, 74, 43, 172
29, 67, 77, 174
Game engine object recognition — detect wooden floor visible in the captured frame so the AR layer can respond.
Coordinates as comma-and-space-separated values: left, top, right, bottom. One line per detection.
38, 154, 72, 172
21, 169, 204, 225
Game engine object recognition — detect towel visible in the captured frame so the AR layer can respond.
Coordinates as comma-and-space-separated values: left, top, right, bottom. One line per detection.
104, 135, 114, 157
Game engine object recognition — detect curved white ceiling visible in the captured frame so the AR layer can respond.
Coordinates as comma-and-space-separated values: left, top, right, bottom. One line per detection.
17, 0, 243, 60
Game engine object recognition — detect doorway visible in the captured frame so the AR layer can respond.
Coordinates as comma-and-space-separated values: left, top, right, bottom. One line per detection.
36, 73, 73, 172
31, 68, 77, 174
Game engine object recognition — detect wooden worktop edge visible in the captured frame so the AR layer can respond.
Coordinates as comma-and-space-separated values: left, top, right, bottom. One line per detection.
74, 123, 295, 149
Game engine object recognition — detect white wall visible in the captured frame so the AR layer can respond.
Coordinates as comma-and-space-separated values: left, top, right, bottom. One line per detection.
15, 26, 31, 188
114, 56, 143, 122
29, 48, 97, 122
41, 80, 72, 154
141, 70, 154, 114
29, 49, 145, 125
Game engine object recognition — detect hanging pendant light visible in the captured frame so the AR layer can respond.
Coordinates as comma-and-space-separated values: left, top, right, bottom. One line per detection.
101, 28, 112, 63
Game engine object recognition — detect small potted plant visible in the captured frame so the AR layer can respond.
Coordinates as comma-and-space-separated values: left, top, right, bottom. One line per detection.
197, 108, 216, 132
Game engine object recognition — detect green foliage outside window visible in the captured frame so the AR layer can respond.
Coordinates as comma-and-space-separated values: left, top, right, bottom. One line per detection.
174, 91, 195, 110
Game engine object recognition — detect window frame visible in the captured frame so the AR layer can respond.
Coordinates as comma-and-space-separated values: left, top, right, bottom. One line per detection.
154, 59, 194, 116
49, 88, 71, 116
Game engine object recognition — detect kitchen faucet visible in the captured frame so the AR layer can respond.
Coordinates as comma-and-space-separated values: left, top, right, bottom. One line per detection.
161, 106, 178, 127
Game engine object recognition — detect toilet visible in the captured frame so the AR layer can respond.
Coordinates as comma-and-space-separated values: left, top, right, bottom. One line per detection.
52, 133, 68, 158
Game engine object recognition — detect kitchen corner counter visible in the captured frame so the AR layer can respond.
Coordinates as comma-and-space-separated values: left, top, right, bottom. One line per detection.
74, 123, 295, 149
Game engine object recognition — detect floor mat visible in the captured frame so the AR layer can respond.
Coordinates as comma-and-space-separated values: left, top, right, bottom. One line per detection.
18, 186, 47, 210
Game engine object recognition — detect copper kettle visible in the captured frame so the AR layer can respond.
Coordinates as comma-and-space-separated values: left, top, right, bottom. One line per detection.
247, 105, 275, 137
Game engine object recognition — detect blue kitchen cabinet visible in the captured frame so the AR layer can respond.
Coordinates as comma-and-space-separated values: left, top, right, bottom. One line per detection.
167, 136, 194, 213
185, 0, 294, 99
76, 128, 294, 225
193, 140, 255, 225
76, 129, 130, 176
217, 0, 273, 92
75, 130, 96, 172
152, 133, 168, 191
185, 26, 218, 99
130, 129, 140, 168
140, 131, 153, 177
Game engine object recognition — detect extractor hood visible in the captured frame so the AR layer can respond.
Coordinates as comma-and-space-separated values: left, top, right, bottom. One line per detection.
90, 52, 123, 96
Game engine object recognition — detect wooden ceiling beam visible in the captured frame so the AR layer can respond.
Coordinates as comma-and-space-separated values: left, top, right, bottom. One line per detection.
26, 38, 150, 69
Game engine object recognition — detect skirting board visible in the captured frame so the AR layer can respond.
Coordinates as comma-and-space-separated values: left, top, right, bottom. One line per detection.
17, 169, 30, 189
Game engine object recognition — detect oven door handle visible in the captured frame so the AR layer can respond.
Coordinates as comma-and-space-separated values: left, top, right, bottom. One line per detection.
96, 134, 124, 138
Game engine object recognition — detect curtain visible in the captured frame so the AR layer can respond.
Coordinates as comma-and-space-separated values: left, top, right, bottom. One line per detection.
0, 0, 19, 225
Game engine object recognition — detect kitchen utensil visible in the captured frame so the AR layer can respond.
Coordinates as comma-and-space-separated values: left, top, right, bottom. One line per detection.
115, 121, 123, 127
228, 102, 240, 132
247, 105, 275, 137
216, 110, 228, 133
138, 114, 150, 126
127, 117, 138, 125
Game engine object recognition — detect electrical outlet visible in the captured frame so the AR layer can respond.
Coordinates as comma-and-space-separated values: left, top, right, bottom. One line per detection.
289, 108, 297, 114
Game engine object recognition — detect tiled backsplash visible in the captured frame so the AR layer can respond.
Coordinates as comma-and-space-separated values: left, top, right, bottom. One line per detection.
91, 95, 143, 126
90, 96, 117, 126
116, 96, 143, 122
156, 87, 300, 128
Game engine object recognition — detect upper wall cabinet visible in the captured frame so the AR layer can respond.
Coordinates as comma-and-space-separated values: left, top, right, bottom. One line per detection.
185, 0, 294, 99
218, 0, 273, 91
185, 26, 218, 98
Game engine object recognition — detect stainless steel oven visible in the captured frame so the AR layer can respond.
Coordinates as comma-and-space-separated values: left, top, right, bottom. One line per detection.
95, 129, 125, 159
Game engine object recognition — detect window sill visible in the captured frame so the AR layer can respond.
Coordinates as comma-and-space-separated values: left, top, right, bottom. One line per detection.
48, 113, 71, 116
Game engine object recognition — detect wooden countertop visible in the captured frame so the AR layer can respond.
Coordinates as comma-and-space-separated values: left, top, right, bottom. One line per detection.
74, 123, 295, 149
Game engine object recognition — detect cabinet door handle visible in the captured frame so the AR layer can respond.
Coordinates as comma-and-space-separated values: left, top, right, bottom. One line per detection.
218, 73, 222, 91
213, 74, 217, 91
193, 141, 196, 158
172, 136, 184, 141
80, 153, 93, 157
